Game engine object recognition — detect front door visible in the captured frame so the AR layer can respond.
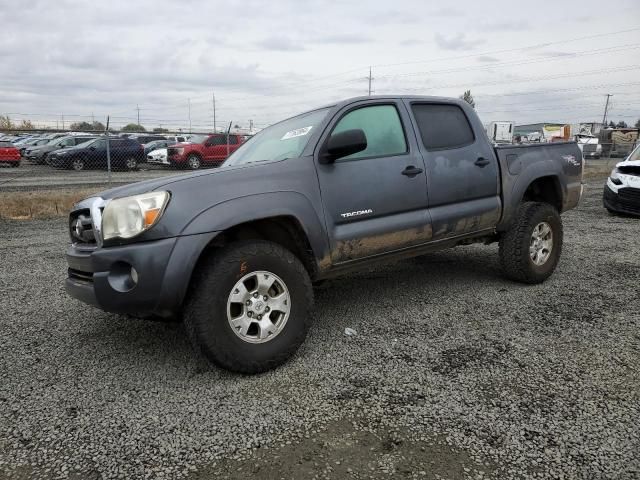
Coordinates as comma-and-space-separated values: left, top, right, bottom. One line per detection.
203, 135, 227, 161
315, 101, 431, 263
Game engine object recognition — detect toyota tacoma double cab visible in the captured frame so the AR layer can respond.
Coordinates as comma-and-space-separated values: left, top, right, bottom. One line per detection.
65, 96, 583, 373
167, 133, 244, 169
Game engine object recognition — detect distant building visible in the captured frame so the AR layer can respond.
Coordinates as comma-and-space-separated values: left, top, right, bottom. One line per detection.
514, 123, 568, 142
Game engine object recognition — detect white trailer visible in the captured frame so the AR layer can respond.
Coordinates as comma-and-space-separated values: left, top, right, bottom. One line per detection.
486, 121, 515, 144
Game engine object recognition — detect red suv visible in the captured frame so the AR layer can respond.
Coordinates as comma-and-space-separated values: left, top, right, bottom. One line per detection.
167, 134, 244, 169
0, 141, 21, 167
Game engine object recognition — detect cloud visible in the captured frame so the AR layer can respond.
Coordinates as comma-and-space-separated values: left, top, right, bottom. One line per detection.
477, 55, 499, 63
434, 33, 483, 51
258, 35, 305, 51
430, 7, 463, 17
315, 33, 370, 44
479, 19, 531, 31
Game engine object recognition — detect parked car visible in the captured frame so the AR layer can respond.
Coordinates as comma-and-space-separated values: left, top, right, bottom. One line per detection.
165, 135, 189, 143
0, 141, 21, 167
575, 134, 602, 159
49, 137, 144, 171
126, 134, 169, 146
603, 143, 640, 216
166, 133, 244, 169
25, 135, 97, 164
143, 139, 175, 155
65, 95, 583, 373
18, 136, 50, 155
146, 147, 169, 165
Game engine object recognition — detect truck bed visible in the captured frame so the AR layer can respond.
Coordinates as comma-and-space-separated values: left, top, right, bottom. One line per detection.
494, 141, 583, 230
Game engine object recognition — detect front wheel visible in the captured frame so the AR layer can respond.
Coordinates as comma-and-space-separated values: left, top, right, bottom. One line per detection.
184, 240, 313, 373
187, 154, 201, 170
71, 158, 85, 171
499, 202, 563, 284
124, 157, 138, 171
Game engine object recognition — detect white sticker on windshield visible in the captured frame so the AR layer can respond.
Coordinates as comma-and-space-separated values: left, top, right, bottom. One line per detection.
281, 126, 313, 140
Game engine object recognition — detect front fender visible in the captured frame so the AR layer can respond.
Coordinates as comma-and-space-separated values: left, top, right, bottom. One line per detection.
180, 191, 330, 263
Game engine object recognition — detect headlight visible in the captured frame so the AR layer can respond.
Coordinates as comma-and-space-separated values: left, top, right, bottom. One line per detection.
102, 191, 170, 241
609, 169, 623, 185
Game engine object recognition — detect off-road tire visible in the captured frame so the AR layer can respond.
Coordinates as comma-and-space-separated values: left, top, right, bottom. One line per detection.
499, 202, 563, 284
184, 240, 313, 373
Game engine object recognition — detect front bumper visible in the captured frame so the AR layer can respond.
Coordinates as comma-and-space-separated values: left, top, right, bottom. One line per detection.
603, 184, 640, 216
65, 232, 217, 318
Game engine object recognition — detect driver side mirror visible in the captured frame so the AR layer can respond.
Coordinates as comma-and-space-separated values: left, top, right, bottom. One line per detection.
320, 129, 367, 164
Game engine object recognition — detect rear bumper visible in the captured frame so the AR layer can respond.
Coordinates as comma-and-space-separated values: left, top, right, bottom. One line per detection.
65, 232, 218, 318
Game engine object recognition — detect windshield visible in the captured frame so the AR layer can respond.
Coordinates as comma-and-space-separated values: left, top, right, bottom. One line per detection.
188, 134, 209, 144
627, 144, 640, 162
225, 108, 330, 166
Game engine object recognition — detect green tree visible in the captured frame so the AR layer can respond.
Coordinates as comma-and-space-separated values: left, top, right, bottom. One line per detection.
459, 90, 475, 109
615, 121, 628, 128
152, 127, 169, 133
635, 119, 640, 128
18, 120, 34, 130
608, 121, 616, 128
69, 121, 106, 131
122, 123, 146, 132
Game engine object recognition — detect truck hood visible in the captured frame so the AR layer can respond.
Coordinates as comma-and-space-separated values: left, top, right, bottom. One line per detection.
89, 157, 315, 241
95, 163, 242, 200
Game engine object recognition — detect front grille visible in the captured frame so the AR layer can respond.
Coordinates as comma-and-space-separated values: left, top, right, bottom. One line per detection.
69, 209, 96, 244
582, 144, 597, 154
618, 187, 640, 202
606, 187, 640, 215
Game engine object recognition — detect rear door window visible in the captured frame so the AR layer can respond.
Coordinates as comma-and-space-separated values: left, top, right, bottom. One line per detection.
411, 104, 475, 150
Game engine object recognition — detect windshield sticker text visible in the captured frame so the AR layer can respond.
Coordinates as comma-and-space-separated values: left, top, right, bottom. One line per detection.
281, 126, 313, 140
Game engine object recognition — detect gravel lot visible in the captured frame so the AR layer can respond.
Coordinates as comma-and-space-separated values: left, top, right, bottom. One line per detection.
0, 178, 638, 480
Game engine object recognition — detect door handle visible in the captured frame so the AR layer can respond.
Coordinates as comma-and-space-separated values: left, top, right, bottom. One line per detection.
401, 166, 423, 177
475, 157, 490, 167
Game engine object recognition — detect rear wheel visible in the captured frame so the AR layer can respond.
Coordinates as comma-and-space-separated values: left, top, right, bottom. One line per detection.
187, 154, 201, 170
499, 202, 563, 284
71, 158, 85, 171
184, 240, 313, 373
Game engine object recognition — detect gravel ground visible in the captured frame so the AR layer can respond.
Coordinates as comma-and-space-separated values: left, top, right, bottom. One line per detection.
0, 178, 638, 480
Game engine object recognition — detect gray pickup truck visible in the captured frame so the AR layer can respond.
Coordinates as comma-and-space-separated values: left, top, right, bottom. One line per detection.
66, 96, 583, 373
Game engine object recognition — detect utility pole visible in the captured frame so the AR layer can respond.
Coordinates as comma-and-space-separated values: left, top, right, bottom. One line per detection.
188, 98, 192, 133
249, 119, 253, 134
212, 92, 216, 133
91, 112, 95, 123
61, 114, 65, 130
136, 104, 140, 126
601, 94, 612, 128
367, 66, 374, 96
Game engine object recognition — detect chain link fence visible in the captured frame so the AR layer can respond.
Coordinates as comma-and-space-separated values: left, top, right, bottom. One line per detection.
0, 125, 637, 219
0, 128, 252, 219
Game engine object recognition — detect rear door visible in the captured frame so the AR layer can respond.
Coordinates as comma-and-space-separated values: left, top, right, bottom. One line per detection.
406, 101, 500, 239
315, 100, 431, 263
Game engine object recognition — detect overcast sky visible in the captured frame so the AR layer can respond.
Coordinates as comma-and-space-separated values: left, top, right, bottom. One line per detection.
1, 0, 639, 131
